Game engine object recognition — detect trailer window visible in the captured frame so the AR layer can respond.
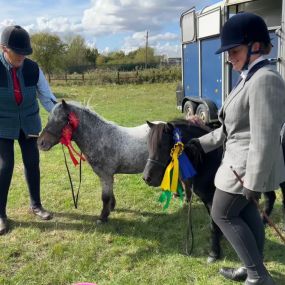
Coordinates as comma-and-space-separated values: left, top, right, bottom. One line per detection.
181, 10, 196, 43
237, 0, 282, 27
198, 8, 221, 39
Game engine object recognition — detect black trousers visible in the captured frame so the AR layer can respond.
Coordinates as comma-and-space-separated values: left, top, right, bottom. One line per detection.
211, 189, 267, 279
0, 130, 41, 218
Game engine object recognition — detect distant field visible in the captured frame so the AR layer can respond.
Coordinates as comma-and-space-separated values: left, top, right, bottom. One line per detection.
0, 83, 284, 285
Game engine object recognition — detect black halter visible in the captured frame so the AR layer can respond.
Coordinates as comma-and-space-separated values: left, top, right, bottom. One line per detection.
146, 158, 168, 168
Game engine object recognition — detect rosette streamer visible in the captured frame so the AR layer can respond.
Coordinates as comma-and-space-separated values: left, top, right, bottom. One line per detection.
60, 112, 86, 166
159, 128, 196, 209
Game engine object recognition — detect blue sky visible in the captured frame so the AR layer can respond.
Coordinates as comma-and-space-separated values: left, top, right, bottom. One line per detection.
0, 0, 218, 57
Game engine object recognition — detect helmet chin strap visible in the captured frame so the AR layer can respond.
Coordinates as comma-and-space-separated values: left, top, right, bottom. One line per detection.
242, 42, 261, 70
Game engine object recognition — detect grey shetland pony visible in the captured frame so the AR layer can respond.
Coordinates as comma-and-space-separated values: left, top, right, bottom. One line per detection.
38, 100, 151, 222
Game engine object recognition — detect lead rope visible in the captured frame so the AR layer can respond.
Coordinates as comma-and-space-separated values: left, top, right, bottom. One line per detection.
62, 145, 83, 209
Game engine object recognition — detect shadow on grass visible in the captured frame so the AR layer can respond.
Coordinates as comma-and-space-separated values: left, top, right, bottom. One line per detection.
8, 203, 285, 273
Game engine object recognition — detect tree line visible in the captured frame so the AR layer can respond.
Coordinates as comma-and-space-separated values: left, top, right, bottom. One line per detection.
30, 32, 163, 79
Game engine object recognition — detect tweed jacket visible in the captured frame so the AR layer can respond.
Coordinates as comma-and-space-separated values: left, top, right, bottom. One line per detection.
199, 64, 285, 194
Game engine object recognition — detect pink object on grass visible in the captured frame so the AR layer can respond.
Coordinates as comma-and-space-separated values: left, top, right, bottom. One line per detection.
73, 283, 97, 285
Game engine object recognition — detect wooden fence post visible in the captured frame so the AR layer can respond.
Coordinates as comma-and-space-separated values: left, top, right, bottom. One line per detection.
117, 71, 120, 84
65, 73, 67, 83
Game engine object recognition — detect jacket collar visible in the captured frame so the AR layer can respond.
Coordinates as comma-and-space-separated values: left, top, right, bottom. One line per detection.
0, 52, 25, 72
0, 52, 11, 70
220, 58, 270, 117
240, 56, 266, 79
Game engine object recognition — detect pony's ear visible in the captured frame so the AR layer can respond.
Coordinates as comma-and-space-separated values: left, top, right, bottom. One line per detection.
146, 120, 154, 128
62, 99, 69, 111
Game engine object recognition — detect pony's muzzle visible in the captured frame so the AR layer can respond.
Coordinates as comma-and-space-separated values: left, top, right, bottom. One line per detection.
37, 129, 60, 151
37, 137, 51, 151
37, 134, 57, 151
142, 174, 161, 187
142, 160, 163, 187
142, 174, 152, 185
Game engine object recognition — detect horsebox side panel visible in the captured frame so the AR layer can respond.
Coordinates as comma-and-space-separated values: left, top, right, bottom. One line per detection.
183, 42, 199, 99
201, 37, 223, 109
269, 32, 279, 64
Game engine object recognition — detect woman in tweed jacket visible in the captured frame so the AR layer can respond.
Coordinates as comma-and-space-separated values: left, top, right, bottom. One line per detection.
185, 13, 285, 285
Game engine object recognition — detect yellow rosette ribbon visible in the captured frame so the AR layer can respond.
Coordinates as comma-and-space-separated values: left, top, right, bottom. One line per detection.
160, 141, 184, 192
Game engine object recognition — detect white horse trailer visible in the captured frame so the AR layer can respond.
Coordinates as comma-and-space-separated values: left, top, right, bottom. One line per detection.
177, 0, 285, 125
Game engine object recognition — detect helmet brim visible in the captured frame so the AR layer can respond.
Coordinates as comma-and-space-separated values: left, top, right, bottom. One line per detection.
215, 43, 242, 54
9, 46, 33, 56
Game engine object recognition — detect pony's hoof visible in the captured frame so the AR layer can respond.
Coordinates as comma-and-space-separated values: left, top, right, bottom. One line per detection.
98, 216, 108, 224
207, 252, 220, 263
207, 256, 218, 263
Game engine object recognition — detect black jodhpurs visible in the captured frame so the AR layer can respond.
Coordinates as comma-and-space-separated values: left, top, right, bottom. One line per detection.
211, 189, 267, 279
0, 130, 41, 218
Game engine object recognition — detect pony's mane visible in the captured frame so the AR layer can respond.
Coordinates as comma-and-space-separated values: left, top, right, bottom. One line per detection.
148, 123, 166, 152
148, 117, 211, 152
169, 116, 212, 132
65, 101, 97, 115
53, 100, 116, 126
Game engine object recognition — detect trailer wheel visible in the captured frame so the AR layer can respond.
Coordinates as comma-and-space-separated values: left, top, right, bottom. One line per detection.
196, 104, 209, 124
183, 101, 197, 118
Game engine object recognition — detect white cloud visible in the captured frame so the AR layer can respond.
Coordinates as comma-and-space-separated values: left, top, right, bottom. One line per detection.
80, 0, 212, 56
82, 0, 189, 35
121, 31, 180, 56
0, 0, 216, 56
0, 19, 16, 31
31, 17, 82, 34
150, 32, 179, 42
153, 42, 181, 58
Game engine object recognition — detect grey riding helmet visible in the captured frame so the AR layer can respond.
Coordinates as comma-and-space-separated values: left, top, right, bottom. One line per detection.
216, 12, 271, 54
1, 25, 32, 55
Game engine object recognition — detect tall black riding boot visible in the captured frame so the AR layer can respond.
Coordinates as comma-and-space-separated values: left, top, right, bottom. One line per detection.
245, 273, 275, 284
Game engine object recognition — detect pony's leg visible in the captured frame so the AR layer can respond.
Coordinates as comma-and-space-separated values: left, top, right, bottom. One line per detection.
262, 191, 276, 225
280, 182, 285, 231
99, 175, 115, 222
203, 200, 223, 263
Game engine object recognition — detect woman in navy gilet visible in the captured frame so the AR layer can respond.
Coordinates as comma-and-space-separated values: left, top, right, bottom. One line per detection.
0, 25, 57, 235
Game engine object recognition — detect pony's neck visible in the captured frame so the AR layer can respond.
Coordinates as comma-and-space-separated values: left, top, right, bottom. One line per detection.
69, 104, 115, 151
173, 123, 209, 143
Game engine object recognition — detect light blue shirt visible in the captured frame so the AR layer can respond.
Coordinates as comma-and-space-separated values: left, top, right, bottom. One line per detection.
37, 68, 57, 112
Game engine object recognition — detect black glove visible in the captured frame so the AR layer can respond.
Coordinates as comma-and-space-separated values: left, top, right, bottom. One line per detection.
242, 187, 261, 202
184, 138, 205, 168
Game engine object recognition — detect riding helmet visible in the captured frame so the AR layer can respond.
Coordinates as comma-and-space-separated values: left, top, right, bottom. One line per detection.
1, 25, 32, 55
215, 12, 271, 54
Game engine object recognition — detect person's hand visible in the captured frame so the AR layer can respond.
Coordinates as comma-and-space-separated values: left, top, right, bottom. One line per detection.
184, 138, 205, 168
242, 187, 261, 202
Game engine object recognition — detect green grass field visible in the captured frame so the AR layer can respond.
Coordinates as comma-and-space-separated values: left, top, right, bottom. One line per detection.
0, 83, 284, 285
